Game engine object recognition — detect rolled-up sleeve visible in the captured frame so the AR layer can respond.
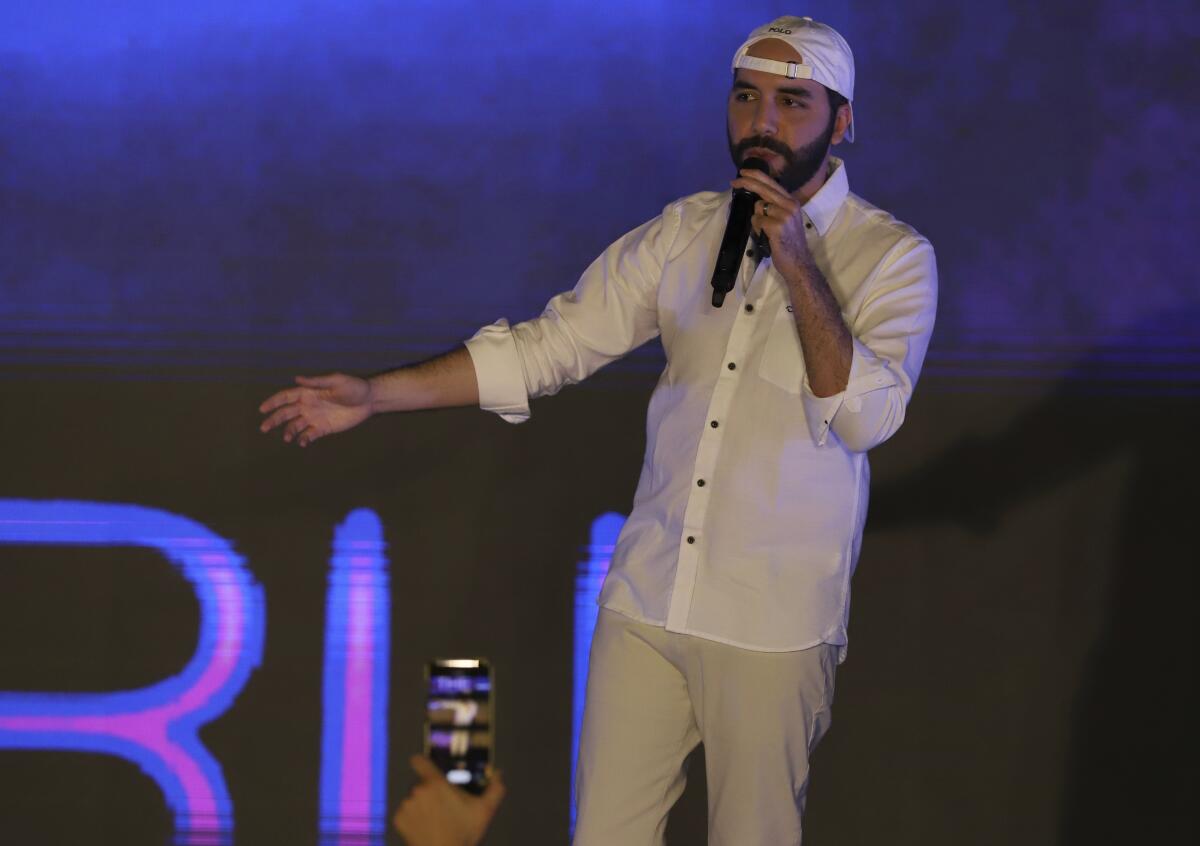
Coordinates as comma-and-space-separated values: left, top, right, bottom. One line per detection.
464, 319, 533, 424
801, 238, 938, 451
466, 207, 676, 423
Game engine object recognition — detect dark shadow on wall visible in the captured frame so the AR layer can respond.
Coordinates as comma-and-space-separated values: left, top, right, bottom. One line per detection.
868, 308, 1199, 844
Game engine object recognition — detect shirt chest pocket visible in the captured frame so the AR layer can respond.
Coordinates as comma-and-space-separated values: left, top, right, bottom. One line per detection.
758, 306, 805, 394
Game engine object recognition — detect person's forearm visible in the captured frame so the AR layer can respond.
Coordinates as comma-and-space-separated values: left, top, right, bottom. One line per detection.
367, 345, 480, 414
784, 260, 852, 397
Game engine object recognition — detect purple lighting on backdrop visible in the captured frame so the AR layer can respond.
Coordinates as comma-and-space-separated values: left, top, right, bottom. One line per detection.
0, 501, 398, 843
1, 0, 1196, 390
0, 500, 265, 845
319, 509, 391, 845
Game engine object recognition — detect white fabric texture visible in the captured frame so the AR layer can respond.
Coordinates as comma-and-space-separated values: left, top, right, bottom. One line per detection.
464, 158, 937, 656
572, 608, 837, 846
734, 55, 814, 80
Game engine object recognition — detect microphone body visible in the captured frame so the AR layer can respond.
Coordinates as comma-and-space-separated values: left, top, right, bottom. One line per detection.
710, 157, 768, 307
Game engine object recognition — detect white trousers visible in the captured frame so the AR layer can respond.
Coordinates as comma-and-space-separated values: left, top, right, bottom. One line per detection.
573, 608, 837, 846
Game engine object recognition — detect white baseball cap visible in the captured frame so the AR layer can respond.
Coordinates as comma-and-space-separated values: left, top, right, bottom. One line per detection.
731, 16, 856, 142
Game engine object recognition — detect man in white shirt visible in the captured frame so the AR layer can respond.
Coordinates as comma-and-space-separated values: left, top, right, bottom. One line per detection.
261, 16, 936, 845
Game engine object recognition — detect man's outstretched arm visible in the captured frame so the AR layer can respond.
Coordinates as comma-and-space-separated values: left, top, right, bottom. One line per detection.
260, 203, 673, 443
258, 346, 479, 447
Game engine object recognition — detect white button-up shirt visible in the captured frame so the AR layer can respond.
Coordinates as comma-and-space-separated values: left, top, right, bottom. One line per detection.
465, 159, 937, 656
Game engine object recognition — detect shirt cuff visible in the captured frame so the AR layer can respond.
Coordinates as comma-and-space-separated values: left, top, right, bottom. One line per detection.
800, 336, 898, 446
464, 319, 531, 424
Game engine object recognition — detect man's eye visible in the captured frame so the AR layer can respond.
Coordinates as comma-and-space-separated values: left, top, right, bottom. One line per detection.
733, 92, 755, 102
782, 97, 806, 109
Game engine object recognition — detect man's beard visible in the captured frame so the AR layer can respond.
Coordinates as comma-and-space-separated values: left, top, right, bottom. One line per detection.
728, 117, 836, 193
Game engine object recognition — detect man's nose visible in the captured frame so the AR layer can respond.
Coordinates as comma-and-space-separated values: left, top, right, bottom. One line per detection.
753, 100, 778, 135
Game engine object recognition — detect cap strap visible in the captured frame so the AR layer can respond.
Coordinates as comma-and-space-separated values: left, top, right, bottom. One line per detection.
734, 55, 814, 80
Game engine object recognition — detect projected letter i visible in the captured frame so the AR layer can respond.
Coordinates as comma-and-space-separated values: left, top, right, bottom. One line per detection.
571, 512, 626, 831
318, 509, 392, 846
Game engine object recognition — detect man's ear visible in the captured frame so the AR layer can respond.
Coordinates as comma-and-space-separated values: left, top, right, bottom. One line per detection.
831, 103, 853, 145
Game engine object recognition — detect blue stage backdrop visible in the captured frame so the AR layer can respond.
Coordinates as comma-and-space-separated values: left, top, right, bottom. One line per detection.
3, 0, 1196, 386
1, 3, 1198, 846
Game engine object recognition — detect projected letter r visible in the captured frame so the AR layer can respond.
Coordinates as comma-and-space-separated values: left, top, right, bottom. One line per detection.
0, 500, 265, 846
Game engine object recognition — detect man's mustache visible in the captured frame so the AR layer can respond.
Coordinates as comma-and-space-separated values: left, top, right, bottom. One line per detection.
734, 136, 795, 164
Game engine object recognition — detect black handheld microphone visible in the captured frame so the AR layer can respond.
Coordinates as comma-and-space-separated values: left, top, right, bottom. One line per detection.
710, 157, 769, 308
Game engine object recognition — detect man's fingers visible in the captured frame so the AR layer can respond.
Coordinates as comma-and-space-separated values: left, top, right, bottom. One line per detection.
297, 424, 323, 448
733, 170, 792, 204
735, 181, 794, 212
755, 207, 787, 225
752, 214, 791, 252
284, 416, 317, 443
258, 388, 302, 414
737, 165, 784, 188
409, 754, 446, 784
752, 211, 782, 233
260, 405, 304, 434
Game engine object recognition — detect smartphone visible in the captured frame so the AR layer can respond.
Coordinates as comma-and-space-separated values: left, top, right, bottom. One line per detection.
424, 658, 493, 794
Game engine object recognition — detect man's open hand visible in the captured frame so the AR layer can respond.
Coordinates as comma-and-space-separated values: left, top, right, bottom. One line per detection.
258, 373, 373, 447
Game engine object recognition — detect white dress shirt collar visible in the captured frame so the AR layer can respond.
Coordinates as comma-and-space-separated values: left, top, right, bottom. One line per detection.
801, 156, 849, 236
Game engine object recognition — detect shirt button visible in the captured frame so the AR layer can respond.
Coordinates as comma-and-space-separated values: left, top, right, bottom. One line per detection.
744, 303, 754, 313
727, 362, 737, 371
697, 479, 705, 487
805, 221, 813, 229
710, 420, 719, 428
686, 535, 696, 544
745, 248, 754, 257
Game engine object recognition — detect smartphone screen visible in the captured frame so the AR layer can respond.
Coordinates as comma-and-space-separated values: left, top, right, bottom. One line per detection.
424, 658, 492, 794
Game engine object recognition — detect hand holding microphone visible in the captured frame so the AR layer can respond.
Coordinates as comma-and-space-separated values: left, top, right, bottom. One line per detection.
733, 166, 816, 290
710, 157, 769, 308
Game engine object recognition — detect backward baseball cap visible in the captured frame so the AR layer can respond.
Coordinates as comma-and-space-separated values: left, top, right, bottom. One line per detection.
731, 15, 856, 142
